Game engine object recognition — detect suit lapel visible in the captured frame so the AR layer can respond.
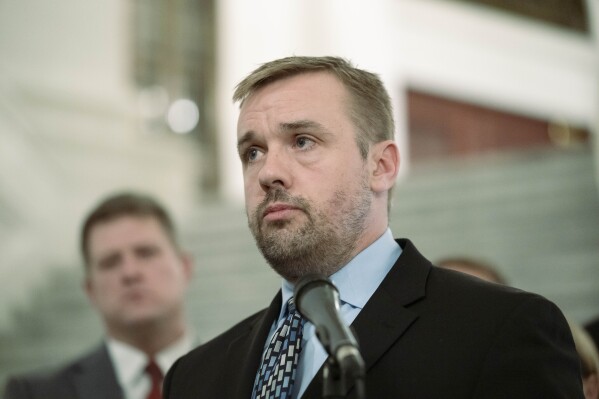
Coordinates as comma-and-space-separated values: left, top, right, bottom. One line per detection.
224, 292, 283, 399
71, 344, 124, 399
303, 239, 430, 398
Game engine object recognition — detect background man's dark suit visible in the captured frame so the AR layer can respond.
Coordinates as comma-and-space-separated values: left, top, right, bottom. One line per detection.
3, 344, 123, 399
163, 239, 582, 398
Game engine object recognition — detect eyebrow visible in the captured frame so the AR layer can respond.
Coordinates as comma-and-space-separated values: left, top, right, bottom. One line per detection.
280, 119, 327, 132
237, 131, 257, 154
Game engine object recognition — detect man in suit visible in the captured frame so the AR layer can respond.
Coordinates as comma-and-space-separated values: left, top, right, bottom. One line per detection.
438, 256, 599, 397
4, 192, 195, 399
163, 56, 583, 398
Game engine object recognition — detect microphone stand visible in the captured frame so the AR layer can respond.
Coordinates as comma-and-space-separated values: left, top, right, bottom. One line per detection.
322, 347, 366, 399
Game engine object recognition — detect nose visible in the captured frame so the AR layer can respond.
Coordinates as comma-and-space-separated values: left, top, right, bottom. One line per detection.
258, 148, 292, 191
121, 254, 143, 282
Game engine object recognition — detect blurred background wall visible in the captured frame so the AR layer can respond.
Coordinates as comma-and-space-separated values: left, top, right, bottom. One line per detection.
0, 0, 598, 386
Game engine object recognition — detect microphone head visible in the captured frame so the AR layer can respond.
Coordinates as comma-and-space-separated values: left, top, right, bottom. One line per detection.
294, 274, 337, 304
293, 274, 348, 353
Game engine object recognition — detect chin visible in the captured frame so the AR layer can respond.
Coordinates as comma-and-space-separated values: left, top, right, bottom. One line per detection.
118, 309, 162, 326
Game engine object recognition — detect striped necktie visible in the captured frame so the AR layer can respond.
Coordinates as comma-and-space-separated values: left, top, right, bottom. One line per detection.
252, 297, 305, 399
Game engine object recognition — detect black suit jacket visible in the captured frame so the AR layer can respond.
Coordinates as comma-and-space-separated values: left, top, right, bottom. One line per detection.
163, 239, 583, 398
3, 344, 123, 399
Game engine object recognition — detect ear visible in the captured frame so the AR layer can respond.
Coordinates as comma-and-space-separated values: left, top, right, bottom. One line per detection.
369, 140, 400, 193
83, 276, 97, 307
179, 252, 194, 282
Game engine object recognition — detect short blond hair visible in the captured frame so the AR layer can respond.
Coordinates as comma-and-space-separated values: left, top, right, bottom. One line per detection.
233, 56, 395, 160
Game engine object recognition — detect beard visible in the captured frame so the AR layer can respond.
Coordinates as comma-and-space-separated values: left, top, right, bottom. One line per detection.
247, 175, 372, 282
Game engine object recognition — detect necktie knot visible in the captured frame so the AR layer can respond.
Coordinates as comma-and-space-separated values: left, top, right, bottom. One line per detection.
145, 358, 163, 380
287, 297, 297, 315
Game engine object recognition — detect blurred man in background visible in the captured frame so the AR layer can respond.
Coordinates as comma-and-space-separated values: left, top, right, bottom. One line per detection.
437, 256, 507, 284
3, 192, 194, 399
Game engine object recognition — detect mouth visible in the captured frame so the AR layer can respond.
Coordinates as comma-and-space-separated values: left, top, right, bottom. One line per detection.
262, 203, 302, 222
123, 287, 148, 300
124, 291, 144, 301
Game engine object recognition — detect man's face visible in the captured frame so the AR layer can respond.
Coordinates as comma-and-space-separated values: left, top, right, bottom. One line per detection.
84, 216, 191, 334
237, 71, 375, 281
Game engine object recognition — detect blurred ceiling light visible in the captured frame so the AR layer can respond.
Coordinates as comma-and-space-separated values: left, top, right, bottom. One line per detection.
166, 98, 200, 134
138, 86, 169, 119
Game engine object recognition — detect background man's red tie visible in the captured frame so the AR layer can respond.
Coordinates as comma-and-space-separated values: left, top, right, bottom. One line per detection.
145, 359, 163, 399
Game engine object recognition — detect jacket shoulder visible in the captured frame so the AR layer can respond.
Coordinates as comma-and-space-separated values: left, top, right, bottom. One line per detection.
2, 345, 114, 399
3, 356, 83, 399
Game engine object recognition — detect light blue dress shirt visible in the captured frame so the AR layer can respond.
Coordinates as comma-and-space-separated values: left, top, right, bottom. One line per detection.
269, 228, 402, 398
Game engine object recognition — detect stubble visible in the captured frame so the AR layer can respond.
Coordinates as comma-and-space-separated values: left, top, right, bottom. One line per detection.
248, 175, 372, 282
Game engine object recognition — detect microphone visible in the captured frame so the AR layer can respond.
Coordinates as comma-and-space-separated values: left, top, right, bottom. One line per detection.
294, 274, 365, 375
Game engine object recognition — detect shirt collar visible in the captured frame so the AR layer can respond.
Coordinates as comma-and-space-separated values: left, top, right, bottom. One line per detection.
280, 228, 401, 318
106, 331, 195, 387
330, 228, 400, 309
155, 332, 195, 372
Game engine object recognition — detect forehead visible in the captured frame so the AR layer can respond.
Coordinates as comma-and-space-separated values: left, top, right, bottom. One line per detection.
88, 216, 168, 250
237, 72, 351, 133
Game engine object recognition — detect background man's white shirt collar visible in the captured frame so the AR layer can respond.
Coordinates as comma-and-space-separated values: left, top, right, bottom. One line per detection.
106, 332, 194, 399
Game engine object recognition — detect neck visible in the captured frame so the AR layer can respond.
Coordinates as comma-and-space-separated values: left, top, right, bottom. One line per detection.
108, 318, 187, 356
351, 213, 389, 260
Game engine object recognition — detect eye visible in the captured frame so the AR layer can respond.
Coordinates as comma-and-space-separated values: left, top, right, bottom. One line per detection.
136, 245, 160, 259
96, 253, 121, 271
244, 147, 265, 163
294, 136, 315, 150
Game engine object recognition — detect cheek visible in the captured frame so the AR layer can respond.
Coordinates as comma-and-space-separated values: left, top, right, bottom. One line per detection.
161, 267, 185, 284
156, 274, 187, 301
244, 183, 263, 208
98, 279, 122, 302
244, 166, 261, 186
307, 166, 350, 194
327, 169, 366, 201
87, 279, 115, 308
89, 274, 113, 292
154, 261, 188, 285
243, 164, 260, 184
